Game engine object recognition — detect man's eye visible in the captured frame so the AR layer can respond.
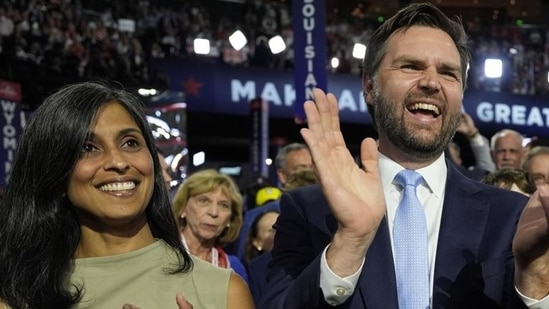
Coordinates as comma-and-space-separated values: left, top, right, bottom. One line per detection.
401, 65, 418, 70
532, 175, 545, 183
441, 71, 458, 79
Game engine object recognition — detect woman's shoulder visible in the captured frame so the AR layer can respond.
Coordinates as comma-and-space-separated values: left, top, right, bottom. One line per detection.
227, 272, 255, 309
190, 255, 232, 278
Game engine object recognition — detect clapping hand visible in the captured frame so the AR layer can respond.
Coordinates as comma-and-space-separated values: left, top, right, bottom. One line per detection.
513, 183, 549, 299
300, 88, 386, 276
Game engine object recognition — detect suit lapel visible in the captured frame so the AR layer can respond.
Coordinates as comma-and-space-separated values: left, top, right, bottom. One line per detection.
432, 162, 490, 307
355, 217, 399, 309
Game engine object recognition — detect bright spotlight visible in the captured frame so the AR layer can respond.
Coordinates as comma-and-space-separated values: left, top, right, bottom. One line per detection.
484, 58, 503, 78
193, 38, 210, 55
331, 57, 340, 69
192, 151, 205, 166
352, 43, 366, 60
229, 30, 247, 51
268, 35, 286, 54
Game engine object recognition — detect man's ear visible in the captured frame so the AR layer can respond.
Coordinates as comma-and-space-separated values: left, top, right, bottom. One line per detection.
362, 73, 374, 105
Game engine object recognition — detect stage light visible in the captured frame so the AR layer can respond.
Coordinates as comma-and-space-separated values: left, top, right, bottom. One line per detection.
192, 151, 205, 166
229, 30, 247, 51
193, 38, 210, 55
330, 57, 340, 69
268, 35, 286, 54
484, 58, 503, 78
352, 43, 366, 59
137, 88, 158, 96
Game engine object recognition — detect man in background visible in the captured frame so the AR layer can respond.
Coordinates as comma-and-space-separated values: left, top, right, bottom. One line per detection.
274, 142, 313, 187
233, 143, 313, 260
491, 128, 525, 170
521, 146, 549, 188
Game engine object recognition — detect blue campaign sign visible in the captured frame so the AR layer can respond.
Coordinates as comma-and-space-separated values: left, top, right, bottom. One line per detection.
152, 58, 549, 138
0, 80, 23, 188
151, 58, 367, 123
464, 89, 549, 137
292, 0, 327, 123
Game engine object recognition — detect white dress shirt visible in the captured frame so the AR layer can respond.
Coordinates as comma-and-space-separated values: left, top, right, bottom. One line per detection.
319, 152, 549, 308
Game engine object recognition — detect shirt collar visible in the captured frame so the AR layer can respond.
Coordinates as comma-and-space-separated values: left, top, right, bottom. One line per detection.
379, 152, 447, 198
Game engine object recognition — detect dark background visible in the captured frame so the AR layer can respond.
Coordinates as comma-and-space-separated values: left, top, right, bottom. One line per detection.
2, 0, 548, 175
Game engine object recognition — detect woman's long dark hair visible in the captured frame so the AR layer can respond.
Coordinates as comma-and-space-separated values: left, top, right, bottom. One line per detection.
0, 81, 192, 309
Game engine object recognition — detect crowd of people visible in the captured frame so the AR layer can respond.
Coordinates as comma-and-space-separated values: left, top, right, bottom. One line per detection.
1, 0, 549, 109
4, 1, 549, 309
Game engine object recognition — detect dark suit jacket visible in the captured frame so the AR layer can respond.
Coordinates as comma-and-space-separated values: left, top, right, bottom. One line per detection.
259, 161, 530, 309
247, 252, 273, 307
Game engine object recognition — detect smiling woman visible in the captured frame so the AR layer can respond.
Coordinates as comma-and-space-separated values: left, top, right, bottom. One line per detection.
68, 102, 156, 236
0, 81, 253, 309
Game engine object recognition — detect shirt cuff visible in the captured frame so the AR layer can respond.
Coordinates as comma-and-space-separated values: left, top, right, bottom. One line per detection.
319, 244, 364, 306
516, 285, 549, 308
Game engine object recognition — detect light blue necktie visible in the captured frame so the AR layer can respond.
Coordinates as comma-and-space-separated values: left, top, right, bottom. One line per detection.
393, 170, 430, 309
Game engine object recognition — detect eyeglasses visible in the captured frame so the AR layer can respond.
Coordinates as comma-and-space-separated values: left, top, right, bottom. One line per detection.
530, 173, 548, 185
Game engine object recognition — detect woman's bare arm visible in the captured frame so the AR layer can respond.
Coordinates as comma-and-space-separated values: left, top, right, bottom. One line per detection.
227, 273, 254, 309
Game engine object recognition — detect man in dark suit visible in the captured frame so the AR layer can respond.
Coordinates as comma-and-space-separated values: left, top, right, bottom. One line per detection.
260, 3, 549, 309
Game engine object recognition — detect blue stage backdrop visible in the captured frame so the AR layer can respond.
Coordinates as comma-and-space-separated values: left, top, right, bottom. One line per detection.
152, 59, 549, 138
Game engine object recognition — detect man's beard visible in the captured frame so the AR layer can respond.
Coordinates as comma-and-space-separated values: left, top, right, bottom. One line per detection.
372, 87, 461, 161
